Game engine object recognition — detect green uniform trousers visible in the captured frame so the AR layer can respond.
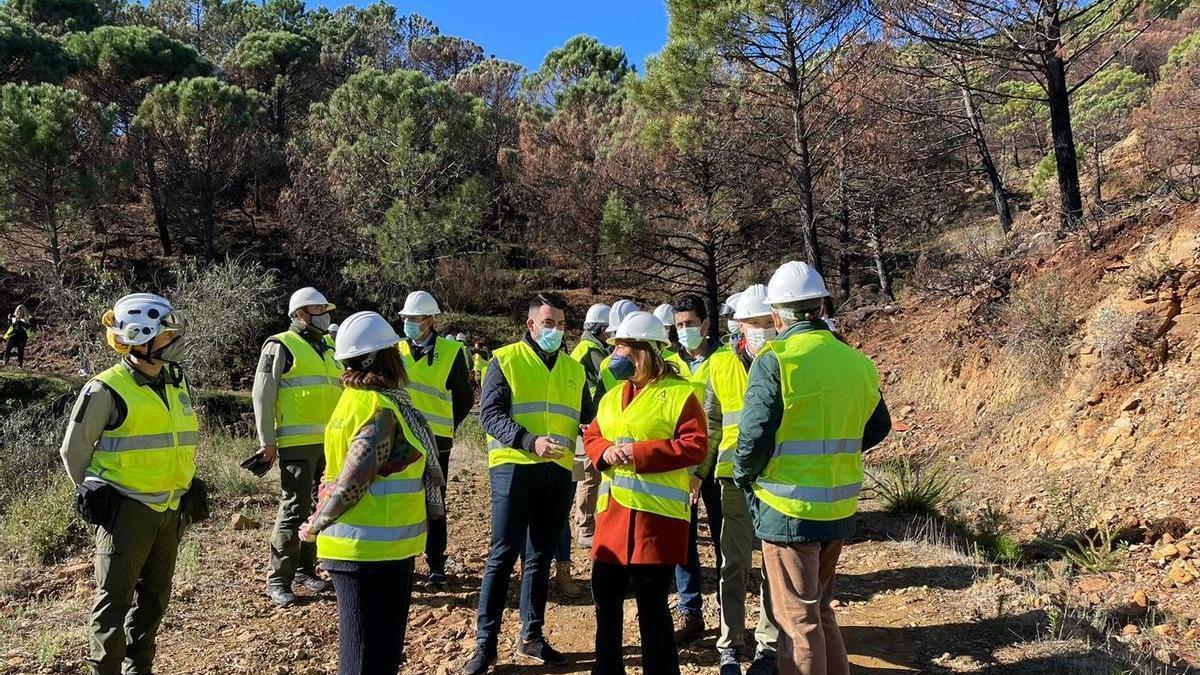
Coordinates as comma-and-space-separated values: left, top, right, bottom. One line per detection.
718, 479, 780, 653
89, 499, 183, 675
268, 444, 323, 587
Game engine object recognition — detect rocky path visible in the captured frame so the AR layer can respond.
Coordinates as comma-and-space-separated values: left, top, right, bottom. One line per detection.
1, 456, 1124, 675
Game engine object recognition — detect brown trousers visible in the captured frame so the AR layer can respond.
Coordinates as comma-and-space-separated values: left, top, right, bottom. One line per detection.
762, 540, 849, 675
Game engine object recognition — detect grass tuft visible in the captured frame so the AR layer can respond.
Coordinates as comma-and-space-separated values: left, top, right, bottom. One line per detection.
866, 457, 960, 516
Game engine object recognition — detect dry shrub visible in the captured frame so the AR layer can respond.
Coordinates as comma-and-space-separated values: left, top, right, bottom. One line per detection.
1135, 38, 1200, 200
1090, 306, 1159, 381
1125, 255, 1186, 296
1002, 272, 1078, 379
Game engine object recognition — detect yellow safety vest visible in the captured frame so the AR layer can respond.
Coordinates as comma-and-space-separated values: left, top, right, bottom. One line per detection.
318, 387, 428, 562
398, 336, 463, 438
569, 336, 607, 396
751, 330, 880, 521
486, 341, 585, 472
273, 330, 343, 448
85, 364, 198, 512
594, 377, 696, 521
707, 347, 748, 478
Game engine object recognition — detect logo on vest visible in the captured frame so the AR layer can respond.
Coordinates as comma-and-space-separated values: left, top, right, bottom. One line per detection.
178, 392, 193, 414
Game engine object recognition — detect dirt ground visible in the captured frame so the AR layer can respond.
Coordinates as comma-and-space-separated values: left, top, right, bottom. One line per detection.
0, 438, 1132, 675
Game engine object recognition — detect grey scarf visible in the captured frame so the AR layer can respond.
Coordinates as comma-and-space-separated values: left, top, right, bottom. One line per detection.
381, 387, 446, 519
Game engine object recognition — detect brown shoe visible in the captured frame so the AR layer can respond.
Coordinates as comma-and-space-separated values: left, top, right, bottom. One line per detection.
553, 562, 584, 597
674, 611, 704, 643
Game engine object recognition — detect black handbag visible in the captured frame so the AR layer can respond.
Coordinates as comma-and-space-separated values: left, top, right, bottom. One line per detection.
74, 480, 120, 526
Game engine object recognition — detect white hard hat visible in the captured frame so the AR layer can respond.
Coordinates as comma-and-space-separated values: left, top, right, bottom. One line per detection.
328, 323, 340, 334
722, 292, 742, 317
106, 293, 184, 346
734, 284, 772, 320
456, 332, 466, 341
288, 287, 335, 317
607, 311, 669, 345
585, 303, 611, 325
400, 290, 441, 317
765, 261, 830, 304
652, 303, 674, 327
335, 311, 400, 360
606, 299, 638, 334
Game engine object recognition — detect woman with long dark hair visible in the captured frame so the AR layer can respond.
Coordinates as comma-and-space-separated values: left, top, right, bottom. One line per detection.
583, 311, 707, 675
299, 311, 444, 675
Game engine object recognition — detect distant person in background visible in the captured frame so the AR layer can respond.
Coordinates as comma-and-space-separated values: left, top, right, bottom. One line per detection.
735, 262, 891, 675
396, 290, 474, 591
3, 304, 33, 367
472, 339, 490, 389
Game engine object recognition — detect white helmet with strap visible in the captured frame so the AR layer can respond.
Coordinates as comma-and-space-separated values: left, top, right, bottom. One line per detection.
608, 311, 670, 345
288, 287, 335, 317
585, 303, 611, 325
104, 293, 184, 348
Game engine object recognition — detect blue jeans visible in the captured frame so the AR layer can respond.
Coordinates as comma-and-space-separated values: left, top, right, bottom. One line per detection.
525, 514, 571, 563
476, 462, 574, 647
675, 472, 723, 616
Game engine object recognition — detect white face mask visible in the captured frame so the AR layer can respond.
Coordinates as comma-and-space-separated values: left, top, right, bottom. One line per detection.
308, 313, 331, 332
745, 327, 777, 354
726, 319, 739, 335
678, 326, 702, 351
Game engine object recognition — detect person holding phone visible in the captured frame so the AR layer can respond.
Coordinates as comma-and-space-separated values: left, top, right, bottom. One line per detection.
462, 293, 595, 675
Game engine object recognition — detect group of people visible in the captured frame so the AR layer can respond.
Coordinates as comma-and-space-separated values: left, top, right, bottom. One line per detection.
58, 259, 890, 675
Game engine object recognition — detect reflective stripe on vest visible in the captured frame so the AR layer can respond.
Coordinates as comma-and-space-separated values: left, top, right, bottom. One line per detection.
398, 337, 461, 438
708, 347, 748, 479
317, 388, 428, 562
485, 341, 585, 472
86, 364, 198, 512
750, 331, 880, 522
273, 330, 343, 448
594, 378, 697, 521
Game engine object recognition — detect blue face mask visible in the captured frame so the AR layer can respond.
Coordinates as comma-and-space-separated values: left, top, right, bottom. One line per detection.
536, 327, 563, 352
609, 355, 634, 380
403, 320, 423, 342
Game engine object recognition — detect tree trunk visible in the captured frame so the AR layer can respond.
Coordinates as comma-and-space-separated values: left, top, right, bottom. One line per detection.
142, 141, 173, 256
45, 197, 62, 273
704, 242, 721, 345
867, 210, 893, 301
791, 101, 823, 274
1092, 131, 1103, 205
1042, 4, 1085, 231
202, 186, 216, 260
1012, 136, 1021, 169
837, 146, 852, 302
960, 82, 1013, 234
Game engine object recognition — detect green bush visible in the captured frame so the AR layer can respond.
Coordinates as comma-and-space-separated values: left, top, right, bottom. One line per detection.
0, 473, 86, 564
1003, 272, 1077, 379
973, 503, 1023, 564
194, 389, 253, 432
0, 397, 69, 513
865, 458, 959, 516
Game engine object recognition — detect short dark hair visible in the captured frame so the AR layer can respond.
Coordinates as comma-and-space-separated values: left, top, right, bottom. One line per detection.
341, 346, 408, 390
529, 292, 568, 314
673, 294, 707, 322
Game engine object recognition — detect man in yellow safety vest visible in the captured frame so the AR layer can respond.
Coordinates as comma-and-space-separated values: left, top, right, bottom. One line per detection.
397, 290, 474, 589
463, 293, 595, 674
253, 287, 343, 607
734, 262, 892, 675
60, 293, 198, 675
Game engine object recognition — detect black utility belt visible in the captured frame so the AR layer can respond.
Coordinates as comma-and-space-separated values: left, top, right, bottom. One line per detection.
74, 478, 210, 526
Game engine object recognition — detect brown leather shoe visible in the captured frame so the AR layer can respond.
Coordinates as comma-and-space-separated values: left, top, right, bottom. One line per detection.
553, 561, 584, 597
674, 611, 704, 643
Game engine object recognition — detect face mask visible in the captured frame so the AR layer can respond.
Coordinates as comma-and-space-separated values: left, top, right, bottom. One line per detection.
403, 320, 423, 342
745, 327, 777, 354
678, 326, 702, 351
609, 355, 634, 380
149, 335, 186, 364
308, 313, 331, 332
536, 327, 563, 352
727, 319, 739, 335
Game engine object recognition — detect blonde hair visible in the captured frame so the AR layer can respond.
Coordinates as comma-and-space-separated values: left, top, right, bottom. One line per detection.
13, 304, 29, 319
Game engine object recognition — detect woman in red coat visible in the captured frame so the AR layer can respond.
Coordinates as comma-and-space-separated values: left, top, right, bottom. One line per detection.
583, 311, 707, 675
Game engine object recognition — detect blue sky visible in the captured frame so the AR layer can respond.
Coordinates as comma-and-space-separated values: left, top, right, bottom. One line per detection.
324, 1, 670, 72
